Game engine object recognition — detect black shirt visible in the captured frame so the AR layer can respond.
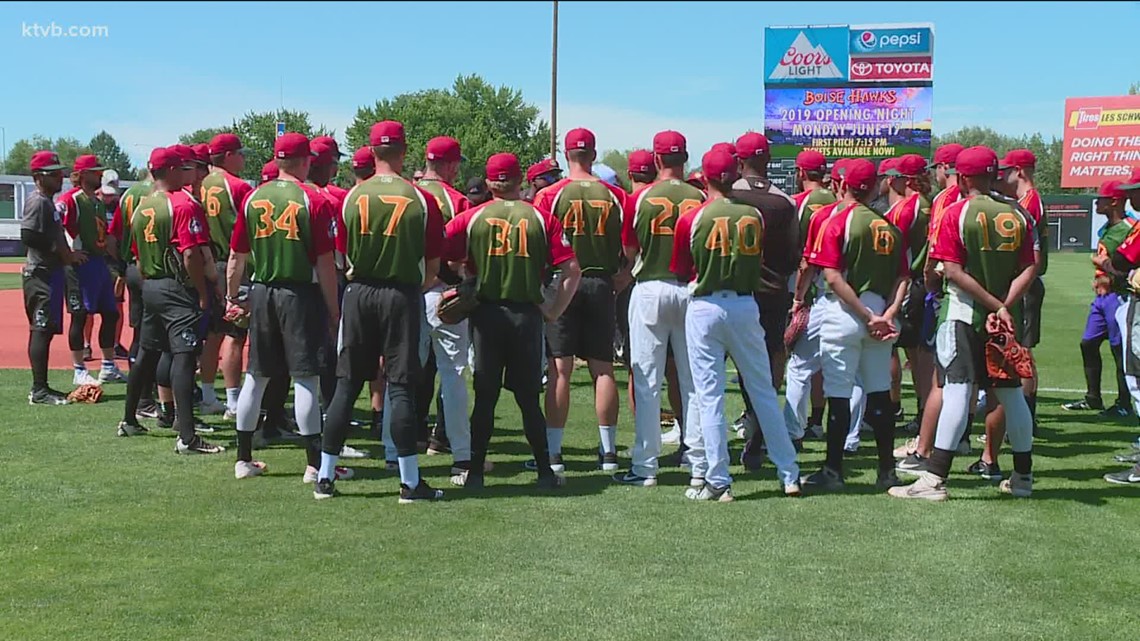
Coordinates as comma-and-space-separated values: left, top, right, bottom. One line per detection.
21, 190, 64, 270
730, 176, 797, 296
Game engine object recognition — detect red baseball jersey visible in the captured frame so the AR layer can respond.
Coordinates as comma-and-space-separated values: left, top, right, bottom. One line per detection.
808, 202, 906, 299
927, 184, 962, 244
801, 202, 842, 262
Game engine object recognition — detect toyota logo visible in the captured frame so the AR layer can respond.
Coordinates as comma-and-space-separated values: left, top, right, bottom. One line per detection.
852, 61, 873, 76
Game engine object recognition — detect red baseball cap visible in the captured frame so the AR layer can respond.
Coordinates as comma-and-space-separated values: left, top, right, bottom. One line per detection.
74, 154, 105, 173
843, 159, 878, 192
796, 150, 827, 172
526, 158, 561, 183
369, 121, 405, 146
889, 154, 927, 178
702, 150, 738, 183
426, 136, 463, 163
311, 137, 343, 165
487, 153, 522, 181
29, 150, 66, 172
955, 146, 1000, 177
830, 158, 851, 183
565, 128, 596, 151
710, 142, 737, 158
190, 143, 211, 166
735, 132, 769, 158
1000, 149, 1037, 170
1120, 167, 1140, 191
628, 149, 654, 174
686, 170, 705, 187
170, 145, 195, 166
930, 143, 964, 168
653, 130, 687, 155
877, 158, 898, 177
1099, 180, 1126, 199
148, 147, 182, 172
274, 133, 314, 159
351, 146, 374, 170
208, 133, 246, 156
261, 160, 279, 182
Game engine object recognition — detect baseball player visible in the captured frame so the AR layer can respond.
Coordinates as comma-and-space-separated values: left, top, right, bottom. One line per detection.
318, 121, 445, 502
618, 149, 658, 413
198, 133, 252, 419
1063, 181, 1134, 414
1102, 170, 1140, 484
534, 128, 629, 473
896, 143, 966, 474
890, 146, 1038, 501
261, 160, 279, 183
884, 154, 934, 432
444, 152, 581, 490
671, 149, 801, 500
524, 158, 562, 203
999, 149, 1046, 427
416, 135, 476, 481
60, 154, 126, 386
225, 133, 342, 485
802, 158, 909, 492
618, 130, 706, 487
352, 146, 376, 183
22, 151, 74, 405
309, 135, 350, 405
115, 146, 224, 455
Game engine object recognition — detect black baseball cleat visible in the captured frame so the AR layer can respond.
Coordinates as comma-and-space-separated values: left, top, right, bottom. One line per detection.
116, 420, 148, 437
801, 467, 845, 492
399, 480, 444, 503
876, 469, 903, 490
313, 478, 337, 500
29, 387, 69, 406
966, 459, 1003, 482
536, 474, 565, 490
598, 451, 618, 472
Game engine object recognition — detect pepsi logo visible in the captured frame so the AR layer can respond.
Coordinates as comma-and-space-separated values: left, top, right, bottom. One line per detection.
860, 31, 875, 45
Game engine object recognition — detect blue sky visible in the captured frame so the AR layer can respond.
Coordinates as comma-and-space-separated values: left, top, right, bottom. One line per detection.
2, 1, 1137, 165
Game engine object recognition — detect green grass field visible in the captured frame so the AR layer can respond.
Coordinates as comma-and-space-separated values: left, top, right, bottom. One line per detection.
0, 272, 23, 290
2, 253, 1137, 641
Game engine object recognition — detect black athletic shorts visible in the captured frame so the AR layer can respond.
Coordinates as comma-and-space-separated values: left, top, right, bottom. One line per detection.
755, 290, 791, 357
935, 320, 1019, 389
125, 263, 144, 329
248, 282, 327, 378
896, 278, 927, 350
23, 265, 64, 335
546, 274, 615, 362
210, 260, 249, 339
335, 280, 421, 384
473, 301, 544, 396
140, 278, 203, 355
1021, 276, 1044, 349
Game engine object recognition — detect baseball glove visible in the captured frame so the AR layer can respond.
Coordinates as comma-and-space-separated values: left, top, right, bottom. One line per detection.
784, 304, 810, 348
984, 314, 1034, 382
437, 277, 478, 326
67, 383, 105, 404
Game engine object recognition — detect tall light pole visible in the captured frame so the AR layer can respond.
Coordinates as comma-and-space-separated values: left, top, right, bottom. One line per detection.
550, 0, 558, 159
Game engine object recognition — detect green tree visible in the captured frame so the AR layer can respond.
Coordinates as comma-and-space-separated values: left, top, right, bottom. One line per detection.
3, 135, 91, 175
178, 127, 229, 146
346, 74, 550, 185
87, 130, 133, 177
934, 126, 1077, 194
1129, 82, 1138, 95
599, 149, 632, 182
177, 110, 331, 181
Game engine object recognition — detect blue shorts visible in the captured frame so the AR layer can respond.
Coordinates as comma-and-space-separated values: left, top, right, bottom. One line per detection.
1083, 293, 1123, 347
71, 256, 118, 314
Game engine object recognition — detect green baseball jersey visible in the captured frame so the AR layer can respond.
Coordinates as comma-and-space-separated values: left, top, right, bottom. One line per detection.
117, 180, 155, 262
415, 178, 469, 223
673, 197, 765, 297
200, 170, 252, 261
623, 180, 705, 282
1099, 218, 1136, 294
231, 180, 335, 284
132, 190, 211, 279
445, 199, 575, 304
808, 202, 905, 300
931, 195, 1035, 332
60, 188, 110, 257
536, 178, 626, 275
340, 175, 444, 286
793, 187, 837, 254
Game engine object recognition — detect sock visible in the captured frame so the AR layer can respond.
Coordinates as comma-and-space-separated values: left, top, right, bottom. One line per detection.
237, 431, 253, 462
319, 451, 338, 481
1012, 451, 1033, 476
809, 404, 825, 426
304, 434, 321, 469
101, 359, 115, 372
546, 427, 564, 456
1027, 394, 1037, 421
398, 455, 420, 488
74, 364, 87, 374
225, 387, 240, 411
201, 383, 217, 403
599, 425, 617, 455
928, 447, 955, 479
159, 402, 174, 420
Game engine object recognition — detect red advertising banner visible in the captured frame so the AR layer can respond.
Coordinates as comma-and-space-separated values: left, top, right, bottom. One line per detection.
849, 56, 933, 82
1061, 95, 1140, 188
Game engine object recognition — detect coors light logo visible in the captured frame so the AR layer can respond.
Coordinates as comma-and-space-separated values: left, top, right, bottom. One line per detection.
769, 31, 843, 80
